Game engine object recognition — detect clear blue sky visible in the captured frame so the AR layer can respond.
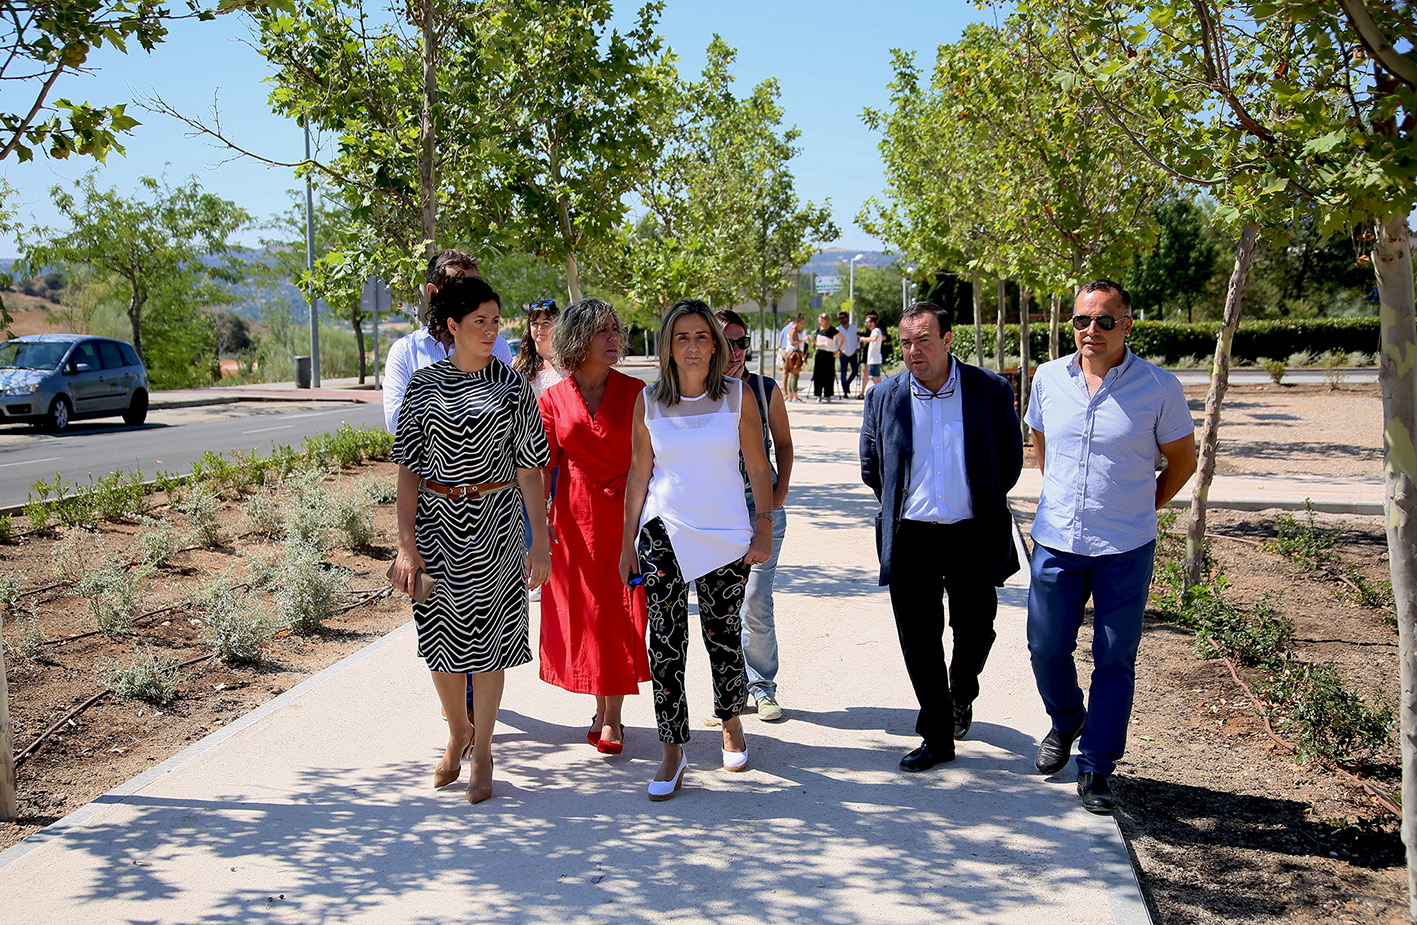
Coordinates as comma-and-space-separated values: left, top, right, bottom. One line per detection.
0, 1, 996, 259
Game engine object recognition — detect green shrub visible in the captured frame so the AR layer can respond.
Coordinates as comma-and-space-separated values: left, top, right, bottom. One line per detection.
277, 542, 346, 633
328, 489, 377, 551
76, 563, 149, 636
3, 603, 48, 664
0, 574, 20, 617
1261, 661, 1393, 764
1322, 350, 1347, 390
1269, 500, 1337, 570
199, 580, 277, 665
135, 517, 181, 570
1192, 594, 1293, 668
1261, 358, 1286, 384
180, 484, 222, 548
24, 502, 50, 536
242, 491, 284, 538
98, 645, 181, 705
0, 514, 14, 543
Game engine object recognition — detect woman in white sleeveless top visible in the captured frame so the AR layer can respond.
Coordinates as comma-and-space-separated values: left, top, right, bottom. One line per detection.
620, 300, 774, 801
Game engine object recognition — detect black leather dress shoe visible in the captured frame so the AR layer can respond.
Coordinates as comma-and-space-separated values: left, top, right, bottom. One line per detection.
1078, 771, 1115, 813
1034, 713, 1086, 774
953, 703, 973, 740
899, 741, 955, 772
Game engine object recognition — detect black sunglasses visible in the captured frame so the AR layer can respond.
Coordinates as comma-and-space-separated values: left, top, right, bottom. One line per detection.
727, 335, 751, 350
1072, 313, 1121, 331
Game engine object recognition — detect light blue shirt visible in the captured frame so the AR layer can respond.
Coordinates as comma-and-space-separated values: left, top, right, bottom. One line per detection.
382, 328, 513, 432
902, 357, 972, 524
1025, 349, 1194, 556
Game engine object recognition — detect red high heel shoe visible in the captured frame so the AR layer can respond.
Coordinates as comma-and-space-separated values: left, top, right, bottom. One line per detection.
596, 725, 625, 755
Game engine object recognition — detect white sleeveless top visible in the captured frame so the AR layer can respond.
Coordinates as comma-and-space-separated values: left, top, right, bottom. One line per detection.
640, 377, 753, 581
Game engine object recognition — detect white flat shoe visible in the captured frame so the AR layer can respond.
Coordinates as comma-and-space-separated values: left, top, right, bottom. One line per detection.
722, 747, 749, 772
648, 755, 688, 801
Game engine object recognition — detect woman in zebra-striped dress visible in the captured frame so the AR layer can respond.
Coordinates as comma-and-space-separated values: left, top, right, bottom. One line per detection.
390, 276, 551, 805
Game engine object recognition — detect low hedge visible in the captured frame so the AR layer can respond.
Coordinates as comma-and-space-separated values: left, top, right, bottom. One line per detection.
956, 317, 1380, 364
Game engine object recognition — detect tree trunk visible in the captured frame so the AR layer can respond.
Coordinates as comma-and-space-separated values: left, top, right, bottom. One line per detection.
1184, 222, 1259, 588
1371, 212, 1417, 920
1019, 285, 1032, 442
972, 273, 984, 366
127, 288, 146, 359
996, 277, 1007, 371
0, 638, 15, 823
417, 0, 438, 320
564, 251, 583, 303
1049, 292, 1061, 360
353, 314, 367, 384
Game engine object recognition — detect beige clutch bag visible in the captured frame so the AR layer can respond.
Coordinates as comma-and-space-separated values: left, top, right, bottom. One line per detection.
387, 562, 436, 604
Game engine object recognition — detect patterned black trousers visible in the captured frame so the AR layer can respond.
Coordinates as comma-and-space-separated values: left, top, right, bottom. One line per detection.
638, 517, 751, 744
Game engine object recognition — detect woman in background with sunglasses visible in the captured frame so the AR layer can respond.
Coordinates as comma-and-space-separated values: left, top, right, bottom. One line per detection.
619, 300, 774, 801
513, 299, 567, 398
537, 298, 649, 756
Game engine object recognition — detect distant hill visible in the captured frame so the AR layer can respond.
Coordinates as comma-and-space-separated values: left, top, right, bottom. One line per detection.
799, 248, 900, 276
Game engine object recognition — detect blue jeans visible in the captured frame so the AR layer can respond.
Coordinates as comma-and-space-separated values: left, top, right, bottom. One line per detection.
838, 352, 860, 395
742, 504, 787, 700
1026, 541, 1156, 776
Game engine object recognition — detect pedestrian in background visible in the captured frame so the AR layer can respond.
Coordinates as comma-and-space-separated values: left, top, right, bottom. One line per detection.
1025, 279, 1197, 813
718, 309, 794, 723
513, 299, 567, 399
811, 313, 842, 402
837, 310, 861, 398
862, 312, 885, 392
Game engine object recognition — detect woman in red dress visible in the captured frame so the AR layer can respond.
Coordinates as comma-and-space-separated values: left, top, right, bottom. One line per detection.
538, 297, 649, 754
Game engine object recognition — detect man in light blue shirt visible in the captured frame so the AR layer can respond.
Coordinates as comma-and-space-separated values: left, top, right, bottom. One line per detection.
1025, 279, 1196, 813
382, 249, 513, 432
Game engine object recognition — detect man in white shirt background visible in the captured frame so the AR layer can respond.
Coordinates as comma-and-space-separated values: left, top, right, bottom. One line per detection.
837, 310, 861, 398
381, 248, 513, 432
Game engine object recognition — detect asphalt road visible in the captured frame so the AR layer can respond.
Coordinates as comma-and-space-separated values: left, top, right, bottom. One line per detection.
0, 401, 386, 509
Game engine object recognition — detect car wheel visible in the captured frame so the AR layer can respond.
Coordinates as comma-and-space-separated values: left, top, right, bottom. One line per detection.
123, 389, 149, 425
44, 395, 72, 433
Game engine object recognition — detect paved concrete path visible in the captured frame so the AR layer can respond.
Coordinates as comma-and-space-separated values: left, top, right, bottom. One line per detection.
0, 397, 1151, 924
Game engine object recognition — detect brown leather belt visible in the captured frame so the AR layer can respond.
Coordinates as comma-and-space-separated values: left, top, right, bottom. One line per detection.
419, 478, 517, 500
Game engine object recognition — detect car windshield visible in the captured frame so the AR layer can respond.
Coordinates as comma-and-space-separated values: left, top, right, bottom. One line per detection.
0, 341, 68, 370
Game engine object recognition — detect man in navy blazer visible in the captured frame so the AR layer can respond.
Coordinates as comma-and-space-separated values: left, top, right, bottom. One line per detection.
860, 302, 1022, 771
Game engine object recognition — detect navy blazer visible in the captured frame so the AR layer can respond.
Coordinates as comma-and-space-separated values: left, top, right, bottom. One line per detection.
860, 360, 1024, 586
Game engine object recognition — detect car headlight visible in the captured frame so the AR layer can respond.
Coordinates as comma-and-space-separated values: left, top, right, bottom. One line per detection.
2, 383, 38, 396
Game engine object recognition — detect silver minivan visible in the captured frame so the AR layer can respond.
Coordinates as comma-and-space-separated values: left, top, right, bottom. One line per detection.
0, 334, 150, 431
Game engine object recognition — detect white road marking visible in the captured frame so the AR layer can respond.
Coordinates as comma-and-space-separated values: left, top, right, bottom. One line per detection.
0, 456, 62, 469
242, 425, 295, 435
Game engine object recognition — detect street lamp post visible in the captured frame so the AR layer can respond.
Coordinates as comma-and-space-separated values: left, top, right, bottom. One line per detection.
849, 253, 864, 322
901, 265, 915, 315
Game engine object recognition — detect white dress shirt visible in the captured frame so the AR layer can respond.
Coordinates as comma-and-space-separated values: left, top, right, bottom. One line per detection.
839, 322, 860, 356
382, 328, 513, 432
902, 356, 973, 524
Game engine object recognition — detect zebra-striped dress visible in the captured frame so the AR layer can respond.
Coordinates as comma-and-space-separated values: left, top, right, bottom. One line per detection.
391, 358, 549, 673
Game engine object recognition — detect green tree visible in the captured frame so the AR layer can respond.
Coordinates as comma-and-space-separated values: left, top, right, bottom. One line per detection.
1125, 195, 1220, 322
594, 37, 835, 327
0, 0, 290, 164
18, 171, 251, 365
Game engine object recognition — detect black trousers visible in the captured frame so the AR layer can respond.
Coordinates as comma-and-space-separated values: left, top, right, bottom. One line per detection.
888, 517, 1000, 750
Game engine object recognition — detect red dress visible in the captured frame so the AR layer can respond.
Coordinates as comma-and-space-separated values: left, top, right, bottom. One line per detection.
538, 369, 650, 695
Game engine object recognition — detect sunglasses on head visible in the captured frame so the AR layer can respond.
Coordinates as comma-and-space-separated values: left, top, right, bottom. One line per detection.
1072, 313, 1121, 331
727, 335, 751, 350
530, 299, 556, 310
